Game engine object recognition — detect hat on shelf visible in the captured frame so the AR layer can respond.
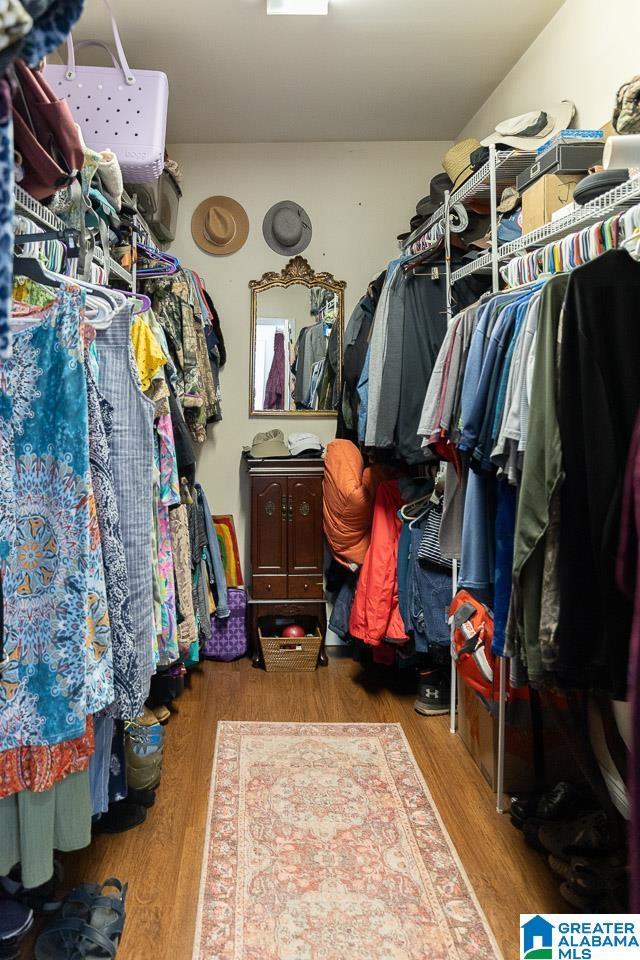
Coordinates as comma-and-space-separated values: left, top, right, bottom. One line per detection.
442, 138, 482, 190
461, 211, 491, 246
480, 101, 576, 150
416, 195, 439, 218
288, 432, 324, 457
429, 172, 454, 206
244, 429, 290, 459
263, 201, 312, 256
191, 196, 249, 255
497, 186, 520, 214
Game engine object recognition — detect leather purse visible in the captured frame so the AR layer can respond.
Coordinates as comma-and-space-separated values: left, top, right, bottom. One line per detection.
12, 58, 84, 200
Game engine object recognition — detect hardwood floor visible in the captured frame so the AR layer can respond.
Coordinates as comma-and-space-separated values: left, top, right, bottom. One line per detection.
62, 655, 565, 960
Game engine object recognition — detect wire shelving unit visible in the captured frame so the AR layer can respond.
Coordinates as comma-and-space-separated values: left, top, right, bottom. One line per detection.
15, 184, 133, 286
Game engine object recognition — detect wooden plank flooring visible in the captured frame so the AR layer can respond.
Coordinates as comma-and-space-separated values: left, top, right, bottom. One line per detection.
63, 655, 565, 959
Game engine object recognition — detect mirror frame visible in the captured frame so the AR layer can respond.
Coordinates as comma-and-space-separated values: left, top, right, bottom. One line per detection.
249, 256, 346, 418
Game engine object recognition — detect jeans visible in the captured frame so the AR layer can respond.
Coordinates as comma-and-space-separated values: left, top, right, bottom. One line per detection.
89, 715, 114, 817
409, 526, 452, 653
195, 483, 230, 619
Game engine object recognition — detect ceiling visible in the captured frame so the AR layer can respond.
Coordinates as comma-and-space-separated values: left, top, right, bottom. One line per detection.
70, 0, 566, 143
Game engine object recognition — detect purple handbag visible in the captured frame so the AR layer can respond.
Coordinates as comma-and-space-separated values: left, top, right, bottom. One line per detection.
204, 587, 248, 661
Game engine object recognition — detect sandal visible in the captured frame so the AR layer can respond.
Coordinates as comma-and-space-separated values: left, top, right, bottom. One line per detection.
35, 878, 127, 960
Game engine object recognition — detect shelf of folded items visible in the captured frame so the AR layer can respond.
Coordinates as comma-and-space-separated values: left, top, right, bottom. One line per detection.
14, 184, 133, 286
450, 173, 640, 283
402, 149, 538, 253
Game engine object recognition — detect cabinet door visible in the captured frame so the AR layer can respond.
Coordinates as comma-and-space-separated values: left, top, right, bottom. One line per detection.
287, 475, 323, 575
252, 476, 287, 576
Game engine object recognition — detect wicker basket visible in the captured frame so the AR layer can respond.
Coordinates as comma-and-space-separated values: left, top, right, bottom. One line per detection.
259, 627, 322, 673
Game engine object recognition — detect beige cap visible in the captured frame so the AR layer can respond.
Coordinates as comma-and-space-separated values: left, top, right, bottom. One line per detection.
244, 429, 290, 459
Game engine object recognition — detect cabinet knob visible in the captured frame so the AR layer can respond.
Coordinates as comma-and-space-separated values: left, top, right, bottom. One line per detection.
267, 583, 272, 592
304, 582, 308, 591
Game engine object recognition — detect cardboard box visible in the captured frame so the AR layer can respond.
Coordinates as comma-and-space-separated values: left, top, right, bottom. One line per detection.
456, 678, 583, 795
521, 173, 584, 234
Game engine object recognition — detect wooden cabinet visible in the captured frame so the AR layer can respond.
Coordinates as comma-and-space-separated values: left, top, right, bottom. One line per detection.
246, 456, 327, 666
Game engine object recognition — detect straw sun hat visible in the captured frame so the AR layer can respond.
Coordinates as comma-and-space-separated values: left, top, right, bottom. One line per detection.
442, 138, 482, 190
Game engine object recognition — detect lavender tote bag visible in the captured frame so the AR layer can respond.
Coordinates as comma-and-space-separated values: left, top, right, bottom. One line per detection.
204, 587, 248, 661
44, 0, 168, 182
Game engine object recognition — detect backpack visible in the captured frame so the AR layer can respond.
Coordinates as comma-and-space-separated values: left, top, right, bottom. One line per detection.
449, 590, 496, 702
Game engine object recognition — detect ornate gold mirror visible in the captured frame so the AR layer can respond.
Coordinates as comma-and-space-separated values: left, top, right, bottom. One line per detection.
249, 256, 346, 417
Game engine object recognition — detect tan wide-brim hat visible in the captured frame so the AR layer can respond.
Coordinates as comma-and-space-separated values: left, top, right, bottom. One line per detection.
442, 138, 482, 190
191, 196, 249, 255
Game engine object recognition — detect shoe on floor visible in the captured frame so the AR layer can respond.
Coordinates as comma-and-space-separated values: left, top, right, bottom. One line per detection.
127, 786, 156, 808
414, 670, 450, 716
538, 811, 619, 860
510, 781, 592, 830
93, 801, 147, 834
150, 704, 171, 724
0, 899, 33, 959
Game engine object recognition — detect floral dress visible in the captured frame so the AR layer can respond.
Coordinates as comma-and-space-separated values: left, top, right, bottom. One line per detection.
155, 414, 180, 663
0, 287, 114, 751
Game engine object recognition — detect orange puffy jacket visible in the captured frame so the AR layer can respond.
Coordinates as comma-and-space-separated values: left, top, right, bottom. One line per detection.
349, 480, 408, 647
323, 440, 382, 569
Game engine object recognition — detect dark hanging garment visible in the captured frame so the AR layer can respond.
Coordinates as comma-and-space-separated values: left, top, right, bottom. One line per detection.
395, 271, 448, 463
168, 382, 196, 484
264, 331, 286, 410
336, 295, 375, 442
557, 250, 640, 698
203, 289, 226, 367
617, 411, 640, 910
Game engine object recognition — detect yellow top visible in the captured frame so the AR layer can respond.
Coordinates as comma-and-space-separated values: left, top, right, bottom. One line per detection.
131, 314, 167, 392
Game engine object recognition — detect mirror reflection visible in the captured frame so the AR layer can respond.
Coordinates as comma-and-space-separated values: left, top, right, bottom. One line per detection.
249, 258, 345, 417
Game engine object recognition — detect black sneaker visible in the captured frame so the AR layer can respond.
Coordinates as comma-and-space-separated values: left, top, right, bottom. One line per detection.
414, 669, 450, 716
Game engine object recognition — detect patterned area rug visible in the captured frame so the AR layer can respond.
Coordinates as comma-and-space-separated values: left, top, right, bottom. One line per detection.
193, 722, 501, 960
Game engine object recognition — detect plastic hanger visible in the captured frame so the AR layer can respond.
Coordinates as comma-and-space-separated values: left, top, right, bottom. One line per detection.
118, 288, 152, 315
13, 253, 62, 289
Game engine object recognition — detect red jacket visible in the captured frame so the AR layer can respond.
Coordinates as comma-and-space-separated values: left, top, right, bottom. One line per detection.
349, 480, 408, 646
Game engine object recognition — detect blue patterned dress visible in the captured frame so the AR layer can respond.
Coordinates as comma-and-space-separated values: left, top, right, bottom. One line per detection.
0, 288, 114, 750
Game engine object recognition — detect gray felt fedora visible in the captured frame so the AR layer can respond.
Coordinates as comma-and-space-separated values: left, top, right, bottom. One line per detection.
263, 200, 312, 256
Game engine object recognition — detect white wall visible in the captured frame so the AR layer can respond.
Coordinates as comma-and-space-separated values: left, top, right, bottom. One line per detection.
458, 0, 640, 139
168, 140, 449, 574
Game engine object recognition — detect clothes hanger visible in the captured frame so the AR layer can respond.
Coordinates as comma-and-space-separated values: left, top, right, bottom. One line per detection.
117, 288, 152, 315
136, 243, 179, 277
13, 253, 62, 289
399, 492, 433, 522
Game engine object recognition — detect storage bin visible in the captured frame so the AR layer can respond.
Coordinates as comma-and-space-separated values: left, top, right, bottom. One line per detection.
127, 170, 182, 243
258, 614, 322, 672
